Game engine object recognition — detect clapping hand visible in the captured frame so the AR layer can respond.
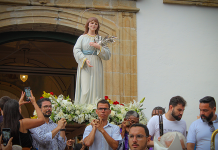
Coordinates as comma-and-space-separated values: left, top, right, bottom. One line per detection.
58, 118, 67, 129
95, 118, 104, 133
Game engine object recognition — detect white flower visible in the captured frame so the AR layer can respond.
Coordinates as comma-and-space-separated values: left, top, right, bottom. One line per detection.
117, 114, 123, 119
56, 111, 64, 119
121, 108, 126, 114
43, 91, 147, 125
78, 114, 85, 124
75, 110, 80, 115
61, 100, 66, 104
67, 115, 73, 121
33, 110, 37, 116
85, 114, 90, 120
140, 120, 147, 125
110, 110, 116, 117
87, 104, 94, 111
54, 115, 59, 121
89, 116, 96, 122
73, 116, 78, 122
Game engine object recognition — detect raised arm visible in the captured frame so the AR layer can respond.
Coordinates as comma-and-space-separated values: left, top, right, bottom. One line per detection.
96, 119, 119, 150
20, 91, 45, 131
55, 118, 66, 140
83, 120, 97, 147
19, 91, 30, 112
57, 119, 67, 150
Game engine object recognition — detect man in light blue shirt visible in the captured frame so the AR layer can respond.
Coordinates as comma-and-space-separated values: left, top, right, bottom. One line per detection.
187, 96, 218, 150
30, 98, 67, 150
83, 99, 122, 150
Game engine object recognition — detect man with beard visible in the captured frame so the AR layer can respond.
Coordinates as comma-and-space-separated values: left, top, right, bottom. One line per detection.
128, 123, 150, 150
187, 96, 218, 150
30, 98, 67, 150
147, 96, 187, 147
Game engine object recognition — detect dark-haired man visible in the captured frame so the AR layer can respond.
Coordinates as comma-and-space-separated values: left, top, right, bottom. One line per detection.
128, 123, 150, 150
119, 111, 139, 150
83, 99, 122, 150
30, 98, 67, 150
151, 106, 165, 117
147, 96, 187, 147
187, 96, 218, 150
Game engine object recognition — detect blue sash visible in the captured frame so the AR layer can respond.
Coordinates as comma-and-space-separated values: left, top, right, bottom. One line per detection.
83, 50, 97, 55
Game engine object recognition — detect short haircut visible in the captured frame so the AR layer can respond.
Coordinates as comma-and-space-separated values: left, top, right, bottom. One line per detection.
97, 99, 110, 108
36, 98, 51, 108
0, 96, 11, 110
125, 110, 139, 119
130, 123, 149, 136
169, 96, 186, 107
160, 132, 186, 148
152, 106, 165, 116
199, 96, 216, 109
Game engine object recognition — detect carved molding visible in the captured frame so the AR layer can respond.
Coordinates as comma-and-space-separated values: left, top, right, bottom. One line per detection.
163, 0, 218, 7
0, 0, 140, 12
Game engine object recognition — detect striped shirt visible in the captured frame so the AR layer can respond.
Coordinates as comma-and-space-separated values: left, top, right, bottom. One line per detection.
29, 118, 66, 150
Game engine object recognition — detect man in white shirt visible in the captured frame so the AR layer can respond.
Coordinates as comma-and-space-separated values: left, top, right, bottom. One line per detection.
187, 96, 218, 150
147, 96, 187, 147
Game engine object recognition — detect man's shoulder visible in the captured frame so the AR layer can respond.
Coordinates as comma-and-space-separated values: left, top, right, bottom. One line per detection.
147, 115, 159, 124
190, 118, 202, 126
84, 124, 92, 131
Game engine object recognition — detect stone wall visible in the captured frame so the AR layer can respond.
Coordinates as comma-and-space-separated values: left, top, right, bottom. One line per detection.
0, 0, 139, 104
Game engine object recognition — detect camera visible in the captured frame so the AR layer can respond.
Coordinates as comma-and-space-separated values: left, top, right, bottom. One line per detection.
24, 87, 31, 101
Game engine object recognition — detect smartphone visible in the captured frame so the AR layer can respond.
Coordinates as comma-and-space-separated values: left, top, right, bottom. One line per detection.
2, 128, 11, 146
24, 87, 31, 101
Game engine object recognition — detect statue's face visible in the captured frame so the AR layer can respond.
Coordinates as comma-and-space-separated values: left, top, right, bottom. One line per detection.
88, 20, 98, 32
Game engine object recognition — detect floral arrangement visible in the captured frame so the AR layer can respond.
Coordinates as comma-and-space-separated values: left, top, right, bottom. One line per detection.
33, 92, 147, 125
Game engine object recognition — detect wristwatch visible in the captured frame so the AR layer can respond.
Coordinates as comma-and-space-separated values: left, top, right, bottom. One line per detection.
60, 128, 66, 131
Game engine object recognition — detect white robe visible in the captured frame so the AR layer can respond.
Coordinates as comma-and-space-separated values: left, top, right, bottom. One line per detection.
73, 34, 111, 104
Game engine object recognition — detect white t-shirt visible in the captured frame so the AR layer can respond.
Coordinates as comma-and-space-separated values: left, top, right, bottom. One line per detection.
147, 114, 187, 139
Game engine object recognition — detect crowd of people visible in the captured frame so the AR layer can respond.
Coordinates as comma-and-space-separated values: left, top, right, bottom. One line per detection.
0, 92, 217, 150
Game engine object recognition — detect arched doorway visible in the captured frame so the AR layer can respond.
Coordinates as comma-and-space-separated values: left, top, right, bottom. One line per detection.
0, 31, 82, 117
